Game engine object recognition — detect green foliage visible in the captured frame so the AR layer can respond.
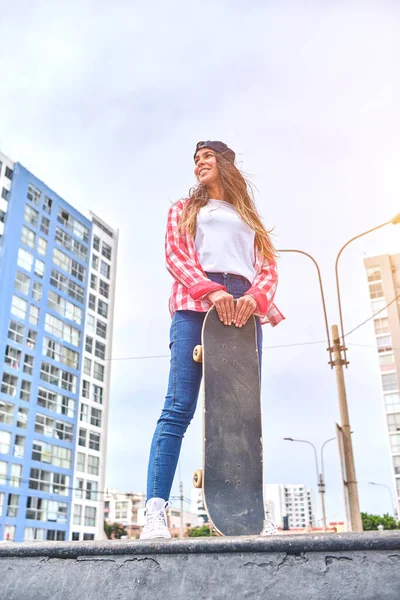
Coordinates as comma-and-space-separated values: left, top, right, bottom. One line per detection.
104, 520, 128, 539
361, 512, 399, 531
187, 525, 217, 537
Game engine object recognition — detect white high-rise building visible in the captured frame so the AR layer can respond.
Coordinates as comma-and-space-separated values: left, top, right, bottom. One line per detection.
71, 215, 119, 541
364, 254, 400, 517
265, 484, 315, 529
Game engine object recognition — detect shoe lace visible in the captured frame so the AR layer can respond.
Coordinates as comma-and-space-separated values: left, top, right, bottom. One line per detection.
146, 501, 171, 529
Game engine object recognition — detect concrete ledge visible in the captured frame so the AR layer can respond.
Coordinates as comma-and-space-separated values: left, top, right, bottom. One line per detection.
1, 532, 399, 600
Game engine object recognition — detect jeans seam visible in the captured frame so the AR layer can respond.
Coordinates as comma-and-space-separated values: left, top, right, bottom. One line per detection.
152, 315, 178, 499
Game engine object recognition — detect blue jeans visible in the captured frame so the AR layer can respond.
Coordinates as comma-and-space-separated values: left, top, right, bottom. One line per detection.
146, 273, 263, 501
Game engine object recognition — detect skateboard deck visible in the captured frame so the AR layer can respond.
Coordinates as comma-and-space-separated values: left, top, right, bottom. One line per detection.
194, 306, 264, 536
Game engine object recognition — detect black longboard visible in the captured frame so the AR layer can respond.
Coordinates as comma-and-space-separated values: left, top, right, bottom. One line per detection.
193, 306, 264, 536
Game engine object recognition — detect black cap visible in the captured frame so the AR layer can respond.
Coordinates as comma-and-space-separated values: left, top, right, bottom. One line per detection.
194, 141, 235, 163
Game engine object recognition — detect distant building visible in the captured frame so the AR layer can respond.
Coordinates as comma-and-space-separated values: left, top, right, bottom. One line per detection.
265, 484, 315, 529
190, 488, 207, 524
363, 254, 400, 516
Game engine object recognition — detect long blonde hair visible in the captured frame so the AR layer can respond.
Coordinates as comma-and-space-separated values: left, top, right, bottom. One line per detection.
179, 153, 276, 261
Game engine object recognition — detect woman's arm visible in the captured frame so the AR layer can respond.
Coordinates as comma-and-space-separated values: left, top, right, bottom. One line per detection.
165, 200, 226, 300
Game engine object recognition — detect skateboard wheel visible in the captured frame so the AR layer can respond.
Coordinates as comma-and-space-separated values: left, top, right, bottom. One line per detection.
193, 469, 203, 488
193, 345, 203, 363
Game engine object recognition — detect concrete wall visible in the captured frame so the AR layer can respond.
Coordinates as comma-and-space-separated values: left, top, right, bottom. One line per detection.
0, 531, 399, 600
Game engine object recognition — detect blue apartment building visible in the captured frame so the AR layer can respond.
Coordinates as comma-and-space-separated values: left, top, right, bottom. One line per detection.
0, 159, 93, 542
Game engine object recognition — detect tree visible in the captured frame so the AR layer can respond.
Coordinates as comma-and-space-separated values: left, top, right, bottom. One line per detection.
187, 525, 217, 537
104, 520, 128, 539
361, 512, 399, 531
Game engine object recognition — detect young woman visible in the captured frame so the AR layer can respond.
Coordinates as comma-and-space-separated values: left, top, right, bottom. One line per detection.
140, 141, 284, 539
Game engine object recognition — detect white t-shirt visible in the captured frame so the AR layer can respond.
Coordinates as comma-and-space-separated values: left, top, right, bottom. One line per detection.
195, 199, 256, 283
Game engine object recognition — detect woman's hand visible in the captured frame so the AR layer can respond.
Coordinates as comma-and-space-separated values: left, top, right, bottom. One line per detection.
233, 295, 257, 327
206, 290, 235, 325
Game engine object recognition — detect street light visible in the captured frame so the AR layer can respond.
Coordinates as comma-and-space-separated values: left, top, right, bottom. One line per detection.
278, 212, 400, 533
283, 436, 336, 532
368, 481, 398, 519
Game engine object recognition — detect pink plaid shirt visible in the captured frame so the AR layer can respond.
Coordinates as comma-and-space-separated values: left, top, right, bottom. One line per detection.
165, 199, 285, 326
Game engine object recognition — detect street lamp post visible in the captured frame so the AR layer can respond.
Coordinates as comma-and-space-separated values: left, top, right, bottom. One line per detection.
283, 437, 335, 532
279, 211, 400, 533
368, 481, 398, 519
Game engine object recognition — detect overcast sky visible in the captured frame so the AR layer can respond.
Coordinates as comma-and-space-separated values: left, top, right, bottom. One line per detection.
1, 1, 400, 524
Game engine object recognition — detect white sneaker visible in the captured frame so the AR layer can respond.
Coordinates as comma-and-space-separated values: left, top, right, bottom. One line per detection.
140, 498, 172, 540
260, 516, 278, 536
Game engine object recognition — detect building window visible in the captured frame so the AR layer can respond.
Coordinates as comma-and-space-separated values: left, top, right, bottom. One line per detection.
100, 261, 110, 279
0, 431, 12, 454
11, 294, 28, 320
99, 280, 109, 298
7, 493, 19, 518
93, 236, 100, 251
83, 533, 95, 541
21, 225, 36, 249
41, 215, 50, 235
75, 478, 84, 499
82, 379, 90, 399
374, 317, 389, 335
10, 464, 22, 487
102, 242, 112, 260
50, 269, 85, 304
98, 300, 108, 319
35, 258, 45, 278
84, 506, 96, 527
29, 304, 40, 326
92, 255, 99, 271
8, 320, 24, 344
32, 281, 43, 302
43, 196, 52, 215
86, 480, 98, 501
26, 497, 68, 524
89, 432, 100, 452
93, 385, 103, 405
37, 237, 48, 256
72, 532, 80, 541
93, 362, 104, 382
80, 403, 89, 423
45, 313, 81, 347
90, 273, 97, 291
369, 282, 384, 299
393, 455, 400, 475
0, 400, 15, 425
27, 328, 37, 350
5, 344, 22, 369
24, 203, 39, 226
78, 428, 87, 447
77, 452, 85, 472
20, 380, 31, 402
35, 413, 74, 443
40, 361, 77, 394
371, 299, 387, 314
15, 271, 31, 295
90, 407, 102, 428
23, 354, 34, 375
27, 184, 41, 205
384, 393, 400, 413
32, 440, 72, 469
367, 266, 382, 282
85, 336, 93, 353
96, 320, 107, 339
0, 492, 4, 516
46, 530, 66, 541
55, 227, 88, 262
38, 387, 75, 418
17, 407, 29, 429
48, 290, 82, 325
53, 247, 86, 283
57, 208, 89, 243
24, 528, 46, 541
14, 435, 25, 458
1, 373, 18, 397
0, 460, 8, 488
89, 294, 96, 311
94, 341, 105, 360
387, 413, 400, 433
379, 354, 395, 372
84, 357, 92, 376
1, 187, 9, 201
382, 374, 398, 392
87, 455, 99, 476
17, 248, 34, 272
377, 335, 392, 353
29, 469, 69, 496
73, 504, 82, 525
5, 166, 13, 179
389, 434, 400, 453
